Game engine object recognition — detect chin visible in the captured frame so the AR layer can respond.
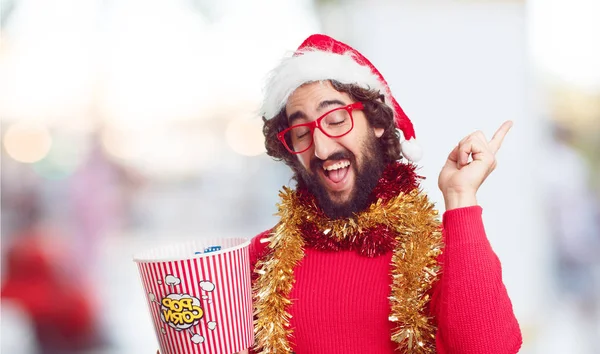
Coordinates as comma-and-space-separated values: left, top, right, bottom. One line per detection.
328, 191, 351, 204
321, 191, 359, 219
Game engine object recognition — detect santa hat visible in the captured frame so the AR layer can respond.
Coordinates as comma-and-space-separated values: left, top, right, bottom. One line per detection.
261, 34, 422, 162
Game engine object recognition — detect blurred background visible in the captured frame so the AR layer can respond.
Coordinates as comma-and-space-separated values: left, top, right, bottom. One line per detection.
1, 0, 599, 353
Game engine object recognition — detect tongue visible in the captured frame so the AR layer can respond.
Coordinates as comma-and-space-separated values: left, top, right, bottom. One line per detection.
328, 166, 349, 183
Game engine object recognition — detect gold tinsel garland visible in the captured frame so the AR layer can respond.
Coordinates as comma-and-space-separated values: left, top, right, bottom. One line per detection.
253, 186, 443, 353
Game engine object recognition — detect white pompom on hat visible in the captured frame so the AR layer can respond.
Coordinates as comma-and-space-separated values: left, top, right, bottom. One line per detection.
261, 34, 422, 162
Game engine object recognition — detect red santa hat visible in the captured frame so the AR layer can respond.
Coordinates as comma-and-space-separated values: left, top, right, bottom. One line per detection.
261, 34, 422, 162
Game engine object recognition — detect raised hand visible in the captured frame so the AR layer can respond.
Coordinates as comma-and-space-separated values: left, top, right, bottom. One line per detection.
438, 121, 513, 210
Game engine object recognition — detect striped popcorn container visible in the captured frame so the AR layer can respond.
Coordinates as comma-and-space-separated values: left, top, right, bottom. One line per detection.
133, 238, 253, 354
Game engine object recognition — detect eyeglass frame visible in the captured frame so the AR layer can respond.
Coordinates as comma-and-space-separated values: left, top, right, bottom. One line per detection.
276, 102, 364, 154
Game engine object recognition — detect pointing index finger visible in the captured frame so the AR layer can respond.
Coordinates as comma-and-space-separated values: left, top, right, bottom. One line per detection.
489, 120, 513, 153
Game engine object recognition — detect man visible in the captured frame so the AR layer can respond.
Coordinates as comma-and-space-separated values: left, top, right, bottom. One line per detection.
249, 34, 522, 353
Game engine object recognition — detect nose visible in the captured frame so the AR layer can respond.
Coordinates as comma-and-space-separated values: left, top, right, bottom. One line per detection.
312, 128, 336, 160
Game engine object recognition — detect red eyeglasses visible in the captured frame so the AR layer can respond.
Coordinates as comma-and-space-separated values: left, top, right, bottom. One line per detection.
277, 102, 364, 154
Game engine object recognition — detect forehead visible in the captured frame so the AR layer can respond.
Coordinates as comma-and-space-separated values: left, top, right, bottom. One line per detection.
285, 81, 349, 112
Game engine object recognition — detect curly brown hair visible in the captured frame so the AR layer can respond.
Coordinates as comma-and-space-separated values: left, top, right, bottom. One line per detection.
262, 80, 402, 170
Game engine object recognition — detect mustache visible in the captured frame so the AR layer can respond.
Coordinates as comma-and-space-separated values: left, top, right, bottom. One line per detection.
310, 150, 354, 173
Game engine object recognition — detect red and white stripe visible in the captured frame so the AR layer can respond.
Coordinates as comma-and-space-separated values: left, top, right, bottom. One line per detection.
137, 245, 253, 354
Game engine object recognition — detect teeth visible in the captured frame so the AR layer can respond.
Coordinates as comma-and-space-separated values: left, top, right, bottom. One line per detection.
323, 161, 350, 171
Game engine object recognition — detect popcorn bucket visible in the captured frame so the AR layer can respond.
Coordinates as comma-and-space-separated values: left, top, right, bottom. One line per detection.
133, 238, 253, 354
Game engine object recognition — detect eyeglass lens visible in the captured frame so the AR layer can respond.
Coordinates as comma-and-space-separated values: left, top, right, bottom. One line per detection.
284, 109, 353, 152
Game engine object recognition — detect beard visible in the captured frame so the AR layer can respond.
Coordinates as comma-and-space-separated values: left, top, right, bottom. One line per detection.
294, 133, 386, 219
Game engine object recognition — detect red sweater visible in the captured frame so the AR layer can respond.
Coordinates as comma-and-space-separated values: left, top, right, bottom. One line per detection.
249, 206, 522, 353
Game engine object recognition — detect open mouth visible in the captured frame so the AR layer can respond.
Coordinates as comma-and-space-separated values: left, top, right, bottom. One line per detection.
322, 160, 351, 184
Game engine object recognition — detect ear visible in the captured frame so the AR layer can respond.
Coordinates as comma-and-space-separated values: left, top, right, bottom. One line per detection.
374, 126, 384, 138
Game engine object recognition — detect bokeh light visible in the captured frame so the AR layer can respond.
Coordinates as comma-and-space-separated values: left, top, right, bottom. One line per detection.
100, 126, 140, 162
3, 122, 53, 163
225, 117, 266, 157
31, 133, 89, 180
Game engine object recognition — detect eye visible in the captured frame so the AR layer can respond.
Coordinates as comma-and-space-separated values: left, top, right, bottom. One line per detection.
324, 110, 349, 126
292, 126, 310, 140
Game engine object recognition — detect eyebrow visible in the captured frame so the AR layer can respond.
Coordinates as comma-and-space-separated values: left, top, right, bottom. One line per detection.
318, 99, 346, 110
288, 99, 347, 126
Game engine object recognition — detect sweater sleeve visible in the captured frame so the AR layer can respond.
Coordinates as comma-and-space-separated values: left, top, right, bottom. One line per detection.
248, 229, 272, 354
430, 206, 522, 354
